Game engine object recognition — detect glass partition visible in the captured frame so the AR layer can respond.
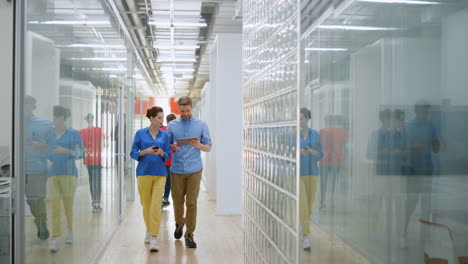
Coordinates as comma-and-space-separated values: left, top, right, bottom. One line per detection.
19, 0, 142, 262
299, 0, 468, 263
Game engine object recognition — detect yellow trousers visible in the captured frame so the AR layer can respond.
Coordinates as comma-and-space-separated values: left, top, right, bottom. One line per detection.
300, 175, 318, 235
137, 176, 166, 237
49, 176, 77, 237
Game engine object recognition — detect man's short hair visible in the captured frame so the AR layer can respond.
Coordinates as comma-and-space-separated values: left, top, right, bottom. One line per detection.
177, 96, 192, 107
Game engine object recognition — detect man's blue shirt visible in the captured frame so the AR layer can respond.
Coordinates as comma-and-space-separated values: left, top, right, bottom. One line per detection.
25, 116, 53, 174
167, 117, 212, 174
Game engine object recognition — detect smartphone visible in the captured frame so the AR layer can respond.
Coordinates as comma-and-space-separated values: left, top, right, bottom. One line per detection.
152, 146, 159, 150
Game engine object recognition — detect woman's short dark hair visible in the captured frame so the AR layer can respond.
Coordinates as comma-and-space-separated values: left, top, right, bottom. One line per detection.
146, 106, 164, 119
300, 108, 311, 119
166, 113, 177, 123
53, 105, 71, 119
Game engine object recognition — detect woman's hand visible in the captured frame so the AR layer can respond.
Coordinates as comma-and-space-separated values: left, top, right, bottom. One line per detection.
154, 148, 165, 157
140, 147, 158, 156
301, 147, 318, 156
52, 146, 71, 155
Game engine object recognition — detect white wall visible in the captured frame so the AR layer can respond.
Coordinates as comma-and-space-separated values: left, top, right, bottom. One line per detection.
205, 33, 243, 215
201, 82, 217, 201
442, 9, 468, 106
25, 31, 60, 120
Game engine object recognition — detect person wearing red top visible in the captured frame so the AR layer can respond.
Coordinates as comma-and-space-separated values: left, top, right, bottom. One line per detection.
319, 115, 347, 210
80, 114, 103, 212
161, 113, 177, 208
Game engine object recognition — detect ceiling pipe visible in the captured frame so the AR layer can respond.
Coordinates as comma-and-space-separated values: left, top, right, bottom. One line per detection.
121, 0, 166, 95
106, 0, 161, 95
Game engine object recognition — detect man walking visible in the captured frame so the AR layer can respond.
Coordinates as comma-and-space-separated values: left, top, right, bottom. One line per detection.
167, 96, 212, 248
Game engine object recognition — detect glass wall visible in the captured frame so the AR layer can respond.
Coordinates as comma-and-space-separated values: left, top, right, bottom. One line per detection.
242, 0, 300, 263
299, 0, 468, 263
0, 1, 13, 262
17, 0, 144, 262
244, 0, 468, 263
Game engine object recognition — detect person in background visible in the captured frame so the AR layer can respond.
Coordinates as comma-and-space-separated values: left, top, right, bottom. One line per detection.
160, 113, 177, 208
401, 101, 440, 249
299, 107, 323, 251
367, 109, 407, 241
24, 95, 53, 240
80, 113, 103, 213
130, 106, 170, 252
167, 96, 212, 249
319, 115, 347, 210
48, 106, 84, 253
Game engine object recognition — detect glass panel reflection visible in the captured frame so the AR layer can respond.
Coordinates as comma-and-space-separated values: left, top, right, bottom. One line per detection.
300, 0, 468, 263
22, 1, 141, 262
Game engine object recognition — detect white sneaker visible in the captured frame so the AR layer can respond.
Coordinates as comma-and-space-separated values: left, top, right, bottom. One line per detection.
49, 238, 59, 253
144, 231, 151, 244
303, 235, 311, 251
149, 237, 159, 252
65, 231, 73, 244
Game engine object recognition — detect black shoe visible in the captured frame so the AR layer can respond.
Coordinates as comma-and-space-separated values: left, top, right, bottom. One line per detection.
185, 234, 197, 248
162, 199, 170, 208
174, 224, 184, 239
38, 223, 50, 240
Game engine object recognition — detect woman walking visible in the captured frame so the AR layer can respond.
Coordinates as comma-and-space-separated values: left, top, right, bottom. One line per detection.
130, 106, 170, 252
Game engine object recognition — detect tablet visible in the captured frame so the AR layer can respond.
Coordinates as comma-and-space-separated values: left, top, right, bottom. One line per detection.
177, 137, 198, 146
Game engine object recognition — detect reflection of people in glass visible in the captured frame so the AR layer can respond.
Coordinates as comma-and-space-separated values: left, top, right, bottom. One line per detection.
367, 109, 407, 176
401, 101, 440, 248
299, 108, 323, 251
114, 113, 127, 166
130, 106, 170, 252
319, 115, 347, 210
48, 106, 84, 253
160, 113, 177, 208
24, 95, 52, 240
80, 114, 103, 213
367, 109, 407, 239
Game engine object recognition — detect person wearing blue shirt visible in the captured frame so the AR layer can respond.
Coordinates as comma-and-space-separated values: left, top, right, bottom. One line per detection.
48, 106, 84, 253
130, 106, 170, 252
167, 96, 212, 249
401, 101, 440, 249
299, 108, 323, 251
367, 109, 408, 242
24, 95, 53, 240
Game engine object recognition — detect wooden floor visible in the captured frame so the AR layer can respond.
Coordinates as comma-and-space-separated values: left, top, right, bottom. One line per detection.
97, 190, 243, 264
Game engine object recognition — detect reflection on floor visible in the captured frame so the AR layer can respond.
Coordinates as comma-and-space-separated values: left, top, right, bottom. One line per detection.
24, 168, 120, 264
301, 219, 371, 264
98, 190, 243, 264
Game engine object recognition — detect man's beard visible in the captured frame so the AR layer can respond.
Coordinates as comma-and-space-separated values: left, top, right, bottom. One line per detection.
182, 114, 192, 120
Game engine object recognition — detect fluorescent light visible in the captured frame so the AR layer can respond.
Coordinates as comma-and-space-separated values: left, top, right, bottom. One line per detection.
157, 58, 197, 63
160, 67, 195, 72
67, 57, 127, 61
28, 20, 111, 25
357, 0, 440, 4
155, 45, 200, 50
75, 67, 126, 71
305, 48, 348, 51
317, 25, 399, 31
57, 44, 126, 49
148, 21, 207, 27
